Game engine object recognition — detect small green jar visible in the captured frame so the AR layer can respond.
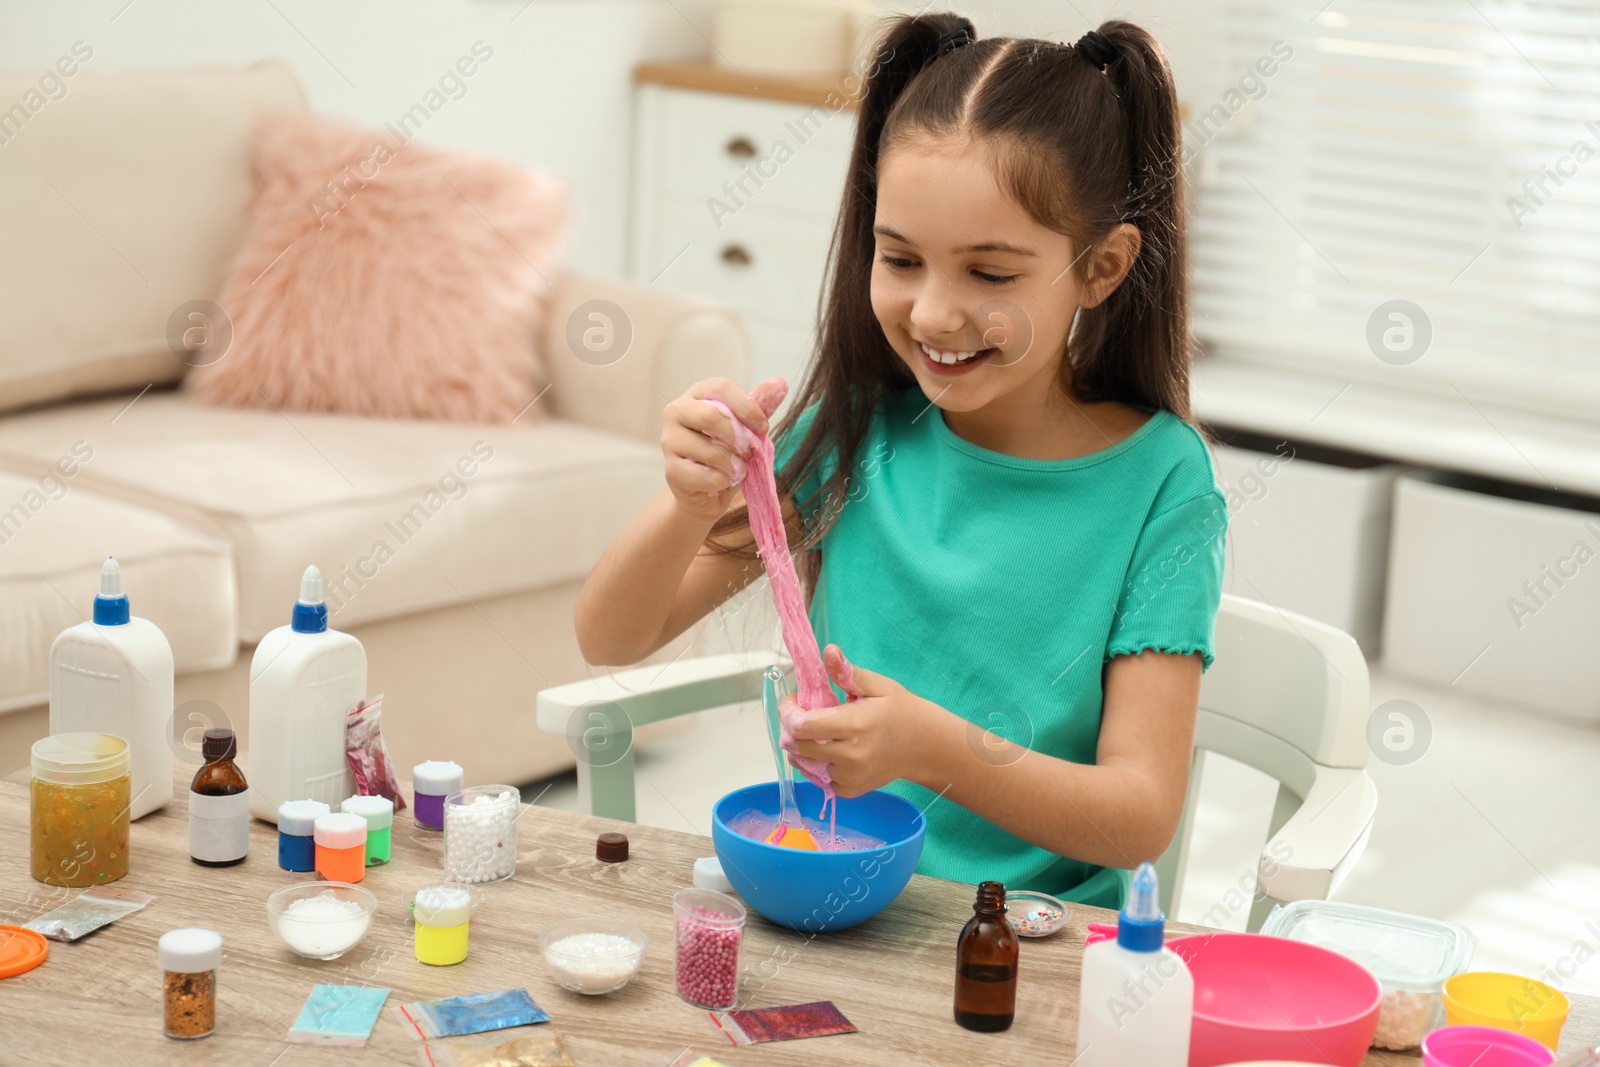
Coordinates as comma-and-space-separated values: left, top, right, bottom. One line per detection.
340, 795, 393, 865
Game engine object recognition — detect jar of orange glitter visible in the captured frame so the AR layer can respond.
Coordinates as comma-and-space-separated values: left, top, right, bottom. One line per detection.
30, 732, 131, 887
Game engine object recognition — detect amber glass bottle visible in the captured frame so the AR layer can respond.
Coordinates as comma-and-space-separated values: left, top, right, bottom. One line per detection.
954, 880, 1019, 1031
189, 729, 249, 867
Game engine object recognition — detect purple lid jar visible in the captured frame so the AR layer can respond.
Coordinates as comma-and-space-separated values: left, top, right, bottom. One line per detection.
412, 761, 463, 831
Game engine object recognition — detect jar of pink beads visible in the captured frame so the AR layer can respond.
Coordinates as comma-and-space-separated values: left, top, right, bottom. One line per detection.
674, 887, 745, 1009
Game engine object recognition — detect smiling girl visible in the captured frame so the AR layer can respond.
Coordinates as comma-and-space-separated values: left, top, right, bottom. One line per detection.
575, 13, 1227, 908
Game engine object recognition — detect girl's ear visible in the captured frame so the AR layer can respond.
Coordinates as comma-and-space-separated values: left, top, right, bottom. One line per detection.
1078, 223, 1143, 309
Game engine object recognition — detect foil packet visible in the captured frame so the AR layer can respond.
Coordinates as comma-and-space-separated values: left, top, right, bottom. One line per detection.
24, 886, 155, 941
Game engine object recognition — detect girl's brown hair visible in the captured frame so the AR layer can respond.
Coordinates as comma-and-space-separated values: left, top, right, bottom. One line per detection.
708, 12, 1189, 596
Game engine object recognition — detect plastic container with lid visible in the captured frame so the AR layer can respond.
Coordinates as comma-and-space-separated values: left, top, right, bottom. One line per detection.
277, 800, 330, 872
409, 883, 483, 966
30, 732, 131, 887
412, 761, 463, 830
340, 795, 393, 866
1262, 899, 1476, 1050
159, 928, 223, 1039
313, 812, 368, 883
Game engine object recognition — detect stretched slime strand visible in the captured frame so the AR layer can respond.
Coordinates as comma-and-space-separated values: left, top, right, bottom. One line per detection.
703, 395, 838, 843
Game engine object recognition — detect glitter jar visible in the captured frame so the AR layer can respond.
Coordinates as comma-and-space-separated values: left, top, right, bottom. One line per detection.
340, 794, 393, 866
30, 732, 131, 887
159, 928, 222, 1039
277, 800, 329, 872
443, 785, 519, 884
412, 760, 463, 831
313, 812, 367, 883
673, 887, 745, 1009
410, 883, 482, 966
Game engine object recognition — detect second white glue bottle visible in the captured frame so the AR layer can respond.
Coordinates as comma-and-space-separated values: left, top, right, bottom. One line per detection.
247, 565, 366, 823
49, 557, 174, 820
1074, 861, 1193, 1067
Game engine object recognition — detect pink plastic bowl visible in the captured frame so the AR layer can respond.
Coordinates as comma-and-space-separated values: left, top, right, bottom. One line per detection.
1169, 933, 1381, 1067
1422, 1025, 1556, 1067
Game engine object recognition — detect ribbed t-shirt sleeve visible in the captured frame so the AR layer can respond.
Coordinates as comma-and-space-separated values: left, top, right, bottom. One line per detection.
1106, 490, 1229, 670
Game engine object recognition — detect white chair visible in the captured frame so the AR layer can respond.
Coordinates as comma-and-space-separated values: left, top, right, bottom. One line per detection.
535, 594, 1377, 930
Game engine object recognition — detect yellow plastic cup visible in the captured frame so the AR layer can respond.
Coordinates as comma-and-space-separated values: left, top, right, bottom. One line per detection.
1443, 971, 1570, 1052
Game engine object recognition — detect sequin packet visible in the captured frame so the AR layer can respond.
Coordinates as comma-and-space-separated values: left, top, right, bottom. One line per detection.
398, 988, 550, 1040
24, 886, 155, 941
288, 984, 391, 1046
654, 1051, 732, 1067
419, 1028, 575, 1067
712, 1001, 857, 1045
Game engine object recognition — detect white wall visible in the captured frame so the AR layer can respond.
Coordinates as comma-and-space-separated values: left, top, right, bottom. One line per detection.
0, 0, 717, 277
0, 0, 1222, 279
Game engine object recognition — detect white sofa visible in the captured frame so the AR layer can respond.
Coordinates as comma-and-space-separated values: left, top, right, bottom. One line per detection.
0, 62, 748, 783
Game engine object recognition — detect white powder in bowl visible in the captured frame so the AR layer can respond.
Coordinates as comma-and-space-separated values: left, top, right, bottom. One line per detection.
544, 932, 643, 994
276, 891, 372, 958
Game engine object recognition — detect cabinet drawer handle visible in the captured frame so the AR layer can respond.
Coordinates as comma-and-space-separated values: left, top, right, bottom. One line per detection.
720, 244, 753, 268
725, 135, 757, 159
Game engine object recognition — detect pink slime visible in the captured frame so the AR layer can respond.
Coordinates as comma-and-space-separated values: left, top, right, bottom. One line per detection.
703, 387, 856, 839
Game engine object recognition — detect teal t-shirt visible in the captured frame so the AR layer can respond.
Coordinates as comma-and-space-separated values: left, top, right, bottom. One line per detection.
772, 387, 1227, 910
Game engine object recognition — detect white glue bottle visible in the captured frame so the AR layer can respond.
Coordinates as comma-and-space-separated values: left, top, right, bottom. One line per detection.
49, 557, 174, 820
1074, 862, 1193, 1067
247, 565, 366, 823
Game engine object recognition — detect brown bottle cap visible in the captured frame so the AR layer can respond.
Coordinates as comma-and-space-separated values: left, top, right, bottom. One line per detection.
201, 729, 236, 761
596, 832, 629, 863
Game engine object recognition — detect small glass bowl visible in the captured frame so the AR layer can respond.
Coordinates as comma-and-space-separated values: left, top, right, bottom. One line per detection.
1006, 890, 1068, 938
267, 882, 377, 960
539, 918, 648, 995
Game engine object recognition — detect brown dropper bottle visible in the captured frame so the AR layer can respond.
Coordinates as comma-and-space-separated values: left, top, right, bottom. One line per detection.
954, 880, 1019, 1031
189, 728, 249, 867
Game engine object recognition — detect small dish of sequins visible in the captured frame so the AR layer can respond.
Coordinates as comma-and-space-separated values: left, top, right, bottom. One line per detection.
1006, 891, 1068, 937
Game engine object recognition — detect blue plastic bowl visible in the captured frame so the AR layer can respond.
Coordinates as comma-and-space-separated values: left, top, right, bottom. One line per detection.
711, 781, 926, 933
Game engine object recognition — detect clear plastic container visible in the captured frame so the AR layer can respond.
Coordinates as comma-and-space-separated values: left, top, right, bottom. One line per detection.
443, 785, 519, 884
1262, 899, 1476, 1050
674, 887, 744, 1009
31, 732, 131, 886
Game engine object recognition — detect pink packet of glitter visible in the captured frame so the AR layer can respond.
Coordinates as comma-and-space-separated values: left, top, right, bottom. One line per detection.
709, 1001, 857, 1045
346, 694, 407, 812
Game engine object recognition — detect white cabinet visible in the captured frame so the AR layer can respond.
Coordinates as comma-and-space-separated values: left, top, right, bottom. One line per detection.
630, 65, 856, 394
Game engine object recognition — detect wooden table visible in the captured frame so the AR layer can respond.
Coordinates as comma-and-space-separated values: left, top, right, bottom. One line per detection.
2, 769, 1596, 1065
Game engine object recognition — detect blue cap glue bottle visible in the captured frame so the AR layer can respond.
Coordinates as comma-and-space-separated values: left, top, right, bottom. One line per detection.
1074, 862, 1193, 1066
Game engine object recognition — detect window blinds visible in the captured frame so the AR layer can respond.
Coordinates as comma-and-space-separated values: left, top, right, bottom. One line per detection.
1189, 0, 1600, 423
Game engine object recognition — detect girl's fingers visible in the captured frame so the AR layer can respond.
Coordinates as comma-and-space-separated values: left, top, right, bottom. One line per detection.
664, 424, 742, 481
675, 456, 735, 494
824, 644, 866, 701
789, 705, 850, 743
694, 380, 769, 439
750, 377, 788, 417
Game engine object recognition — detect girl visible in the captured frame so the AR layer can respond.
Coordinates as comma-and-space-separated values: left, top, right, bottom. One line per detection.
576, 13, 1227, 909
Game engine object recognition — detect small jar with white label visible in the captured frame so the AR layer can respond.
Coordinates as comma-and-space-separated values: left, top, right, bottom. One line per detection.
189, 730, 248, 867
412, 761, 463, 831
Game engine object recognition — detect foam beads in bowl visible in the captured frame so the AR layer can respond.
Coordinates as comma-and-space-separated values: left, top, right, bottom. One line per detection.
1444, 972, 1570, 1052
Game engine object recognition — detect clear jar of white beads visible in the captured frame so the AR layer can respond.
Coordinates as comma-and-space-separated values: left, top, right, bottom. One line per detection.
443, 785, 520, 883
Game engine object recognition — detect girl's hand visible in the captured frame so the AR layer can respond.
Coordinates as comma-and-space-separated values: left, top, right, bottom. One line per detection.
661, 377, 787, 523
787, 644, 936, 798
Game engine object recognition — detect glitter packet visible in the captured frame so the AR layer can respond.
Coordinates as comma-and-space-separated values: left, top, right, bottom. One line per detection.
398, 988, 550, 1040
419, 1028, 575, 1067
710, 1001, 857, 1045
654, 1051, 732, 1067
346, 694, 408, 812
24, 886, 155, 941
288, 984, 391, 1046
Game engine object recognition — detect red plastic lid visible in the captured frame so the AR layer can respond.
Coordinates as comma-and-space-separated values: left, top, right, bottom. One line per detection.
0, 925, 48, 978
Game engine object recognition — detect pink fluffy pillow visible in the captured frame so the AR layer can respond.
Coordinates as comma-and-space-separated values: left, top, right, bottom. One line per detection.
188, 111, 570, 423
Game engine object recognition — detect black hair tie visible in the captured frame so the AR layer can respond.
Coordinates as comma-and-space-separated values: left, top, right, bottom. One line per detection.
1075, 29, 1118, 70
935, 26, 974, 57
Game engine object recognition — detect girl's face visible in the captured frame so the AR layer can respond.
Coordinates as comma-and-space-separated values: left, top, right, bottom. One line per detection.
870, 139, 1098, 415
